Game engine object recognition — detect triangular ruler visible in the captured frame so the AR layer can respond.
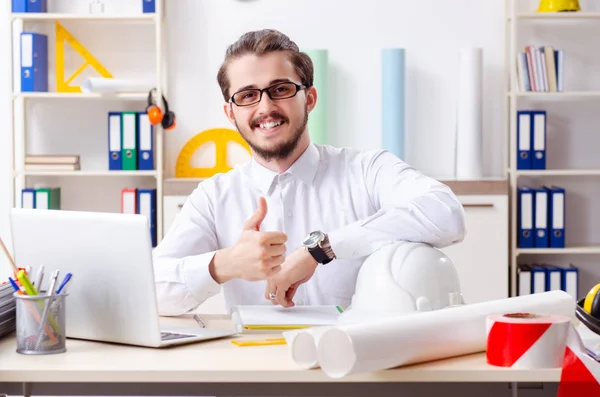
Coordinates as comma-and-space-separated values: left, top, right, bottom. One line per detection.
55, 21, 113, 93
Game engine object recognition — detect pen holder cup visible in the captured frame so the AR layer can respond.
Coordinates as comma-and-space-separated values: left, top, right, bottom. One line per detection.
14, 292, 67, 355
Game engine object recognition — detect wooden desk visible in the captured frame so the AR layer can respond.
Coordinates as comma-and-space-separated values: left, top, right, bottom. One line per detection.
0, 314, 561, 397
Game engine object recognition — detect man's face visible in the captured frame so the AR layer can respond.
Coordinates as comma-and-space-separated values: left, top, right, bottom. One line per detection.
223, 51, 316, 161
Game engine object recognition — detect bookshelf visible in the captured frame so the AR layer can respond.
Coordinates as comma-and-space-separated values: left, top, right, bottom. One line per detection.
506, 0, 600, 297
9, 0, 167, 243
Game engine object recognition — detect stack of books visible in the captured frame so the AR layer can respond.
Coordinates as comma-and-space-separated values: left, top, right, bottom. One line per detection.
516, 45, 564, 92
0, 282, 16, 338
24, 155, 80, 171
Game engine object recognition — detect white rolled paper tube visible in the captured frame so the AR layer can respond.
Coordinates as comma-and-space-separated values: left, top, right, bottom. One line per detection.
283, 326, 333, 369
81, 77, 155, 93
455, 47, 483, 180
317, 290, 576, 379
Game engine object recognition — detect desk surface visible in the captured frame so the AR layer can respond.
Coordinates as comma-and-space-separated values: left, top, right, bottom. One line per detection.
0, 314, 560, 384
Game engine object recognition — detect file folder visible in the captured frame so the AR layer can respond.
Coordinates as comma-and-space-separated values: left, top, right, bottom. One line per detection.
12, 0, 26, 12
143, 0, 156, 13
108, 112, 122, 171
534, 188, 549, 248
26, 0, 47, 12
121, 188, 137, 214
20, 32, 48, 92
561, 265, 578, 301
517, 264, 532, 296
137, 189, 157, 247
531, 110, 546, 170
21, 189, 36, 209
121, 112, 138, 171
531, 266, 546, 293
34, 188, 60, 210
517, 111, 531, 170
518, 187, 534, 248
137, 112, 154, 170
547, 185, 565, 248
545, 265, 562, 291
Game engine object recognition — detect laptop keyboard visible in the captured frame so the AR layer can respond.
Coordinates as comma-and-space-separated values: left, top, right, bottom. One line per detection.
161, 331, 196, 341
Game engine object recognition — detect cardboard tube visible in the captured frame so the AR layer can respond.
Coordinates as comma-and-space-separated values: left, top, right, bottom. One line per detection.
381, 48, 405, 160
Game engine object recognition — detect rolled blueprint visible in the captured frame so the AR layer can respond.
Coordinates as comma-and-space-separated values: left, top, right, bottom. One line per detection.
316, 290, 576, 378
381, 48, 405, 160
283, 326, 332, 369
81, 77, 154, 93
455, 47, 483, 179
304, 49, 328, 145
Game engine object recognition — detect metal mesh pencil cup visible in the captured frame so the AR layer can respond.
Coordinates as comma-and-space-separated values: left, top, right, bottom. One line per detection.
14, 292, 67, 355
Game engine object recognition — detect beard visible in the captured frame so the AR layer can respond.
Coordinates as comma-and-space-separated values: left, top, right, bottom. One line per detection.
234, 106, 308, 162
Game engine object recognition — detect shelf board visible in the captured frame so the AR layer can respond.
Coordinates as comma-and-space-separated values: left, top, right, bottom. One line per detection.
17, 171, 158, 177
510, 91, 600, 98
13, 92, 148, 100
514, 12, 600, 20
513, 169, 600, 176
517, 246, 600, 255
10, 13, 157, 22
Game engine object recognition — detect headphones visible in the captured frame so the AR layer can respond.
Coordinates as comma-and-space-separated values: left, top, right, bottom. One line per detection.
146, 88, 176, 131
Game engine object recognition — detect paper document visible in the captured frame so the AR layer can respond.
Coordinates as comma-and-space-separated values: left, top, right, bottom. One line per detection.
231, 305, 343, 332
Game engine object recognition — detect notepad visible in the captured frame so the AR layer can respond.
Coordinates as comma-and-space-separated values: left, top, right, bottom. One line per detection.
230, 305, 343, 332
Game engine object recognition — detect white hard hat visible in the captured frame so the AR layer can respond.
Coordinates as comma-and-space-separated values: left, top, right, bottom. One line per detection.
338, 241, 463, 324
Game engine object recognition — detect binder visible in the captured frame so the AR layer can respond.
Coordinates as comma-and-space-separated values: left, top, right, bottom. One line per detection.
547, 185, 565, 248
34, 188, 60, 210
21, 189, 36, 209
108, 112, 122, 171
26, 0, 47, 12
12, 0, 26, 12
545, 265, 562, 291
531, 266, 546, 293
121, 188, 137, 214
121, 112, 138, 171
517, 111, 531, 169
517, 264, 532, 296
531, 110, 546, 170
137, 189, 157, 247
143, 0, 156, 13
137, 112, 154, 170
517, 187, 534, 248
561, 265, 578, 301
20, 32, 48, 92
534, 187, 549, 248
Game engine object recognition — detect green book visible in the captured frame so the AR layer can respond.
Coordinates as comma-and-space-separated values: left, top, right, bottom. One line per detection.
35, 188, 60, 209
121, 111, 138, 171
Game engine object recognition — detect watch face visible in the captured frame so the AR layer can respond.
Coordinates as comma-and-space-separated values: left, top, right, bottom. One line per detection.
303, 231, 324, 248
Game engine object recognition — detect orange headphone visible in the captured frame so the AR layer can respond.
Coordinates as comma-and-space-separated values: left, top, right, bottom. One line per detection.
146, 88, 176, 131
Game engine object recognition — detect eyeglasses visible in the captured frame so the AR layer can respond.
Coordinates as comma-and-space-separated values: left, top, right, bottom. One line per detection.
229, 82, 307, 107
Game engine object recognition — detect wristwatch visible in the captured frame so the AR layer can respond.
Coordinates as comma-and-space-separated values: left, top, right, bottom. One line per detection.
303, 231, 336, 265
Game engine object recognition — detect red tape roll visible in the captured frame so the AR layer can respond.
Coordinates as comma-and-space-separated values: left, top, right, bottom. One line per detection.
486, 312, 571, 368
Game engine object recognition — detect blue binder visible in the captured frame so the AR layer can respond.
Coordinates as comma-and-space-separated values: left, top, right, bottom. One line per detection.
137, 112, 154, 170
143, 0, 155, 13
561, 265, 578, 300
20, 32, 48, 92
534, 187, 549, 248
517, 111, 531, 169
12, 0, 26, 12
26, 0, 47, 12
108, 112, 122, 170
518, 187, 534, 248
544, 265, 562, 291
21, 188, 36, 209
137, 189, 157, 247
531, 265, 546, 293
547, 185, 565, 248
531, 110, 546, 170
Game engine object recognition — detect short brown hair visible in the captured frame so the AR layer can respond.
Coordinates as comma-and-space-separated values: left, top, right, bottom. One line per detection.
217, 29, 314, 102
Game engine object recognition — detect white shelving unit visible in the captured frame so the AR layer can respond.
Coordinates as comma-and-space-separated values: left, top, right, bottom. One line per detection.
506, 1, 600, 296
9, 0, 167, 240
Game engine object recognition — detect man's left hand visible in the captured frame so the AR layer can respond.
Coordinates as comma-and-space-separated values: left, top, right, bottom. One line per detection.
265, 247, 318, 308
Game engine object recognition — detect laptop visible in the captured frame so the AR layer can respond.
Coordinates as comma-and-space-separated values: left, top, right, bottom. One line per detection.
9, 208, 237, 348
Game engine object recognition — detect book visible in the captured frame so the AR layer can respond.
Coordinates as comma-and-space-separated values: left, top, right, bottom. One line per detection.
230, 305, 344, 332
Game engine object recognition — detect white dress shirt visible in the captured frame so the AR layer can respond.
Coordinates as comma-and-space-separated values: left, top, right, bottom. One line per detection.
152, 143, 466, 316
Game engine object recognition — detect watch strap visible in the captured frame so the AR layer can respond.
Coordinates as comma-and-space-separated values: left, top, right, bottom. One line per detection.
308, 234, 335, 265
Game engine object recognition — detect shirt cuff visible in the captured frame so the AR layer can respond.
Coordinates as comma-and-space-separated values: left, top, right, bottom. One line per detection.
328, 222, 393, 260
182, 251, 222, 305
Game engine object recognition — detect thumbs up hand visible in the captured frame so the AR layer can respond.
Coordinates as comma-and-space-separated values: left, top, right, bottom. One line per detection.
210, 197, 288, 283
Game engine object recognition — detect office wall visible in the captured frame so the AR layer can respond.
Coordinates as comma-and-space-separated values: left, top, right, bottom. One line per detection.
0, 0, 507, 277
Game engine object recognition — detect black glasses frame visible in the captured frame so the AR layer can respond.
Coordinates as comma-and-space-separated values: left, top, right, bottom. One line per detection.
229, 82, 307, 107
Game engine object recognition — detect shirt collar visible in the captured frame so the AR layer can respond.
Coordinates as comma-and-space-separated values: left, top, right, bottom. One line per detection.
249, 143, 320, 195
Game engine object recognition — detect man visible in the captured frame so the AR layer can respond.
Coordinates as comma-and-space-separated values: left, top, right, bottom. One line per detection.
152, 29, 466, 316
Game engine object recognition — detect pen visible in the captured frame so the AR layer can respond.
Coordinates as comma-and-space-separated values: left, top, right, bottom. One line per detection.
231, 338, 287, 347
35, 269, 60, 349
9, 277, 58, 344
17, 270, 38, 296
34, 265, 45, 289
55, 273, 71, 295
46, 269, 60, 296
8, 277, 22, 293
